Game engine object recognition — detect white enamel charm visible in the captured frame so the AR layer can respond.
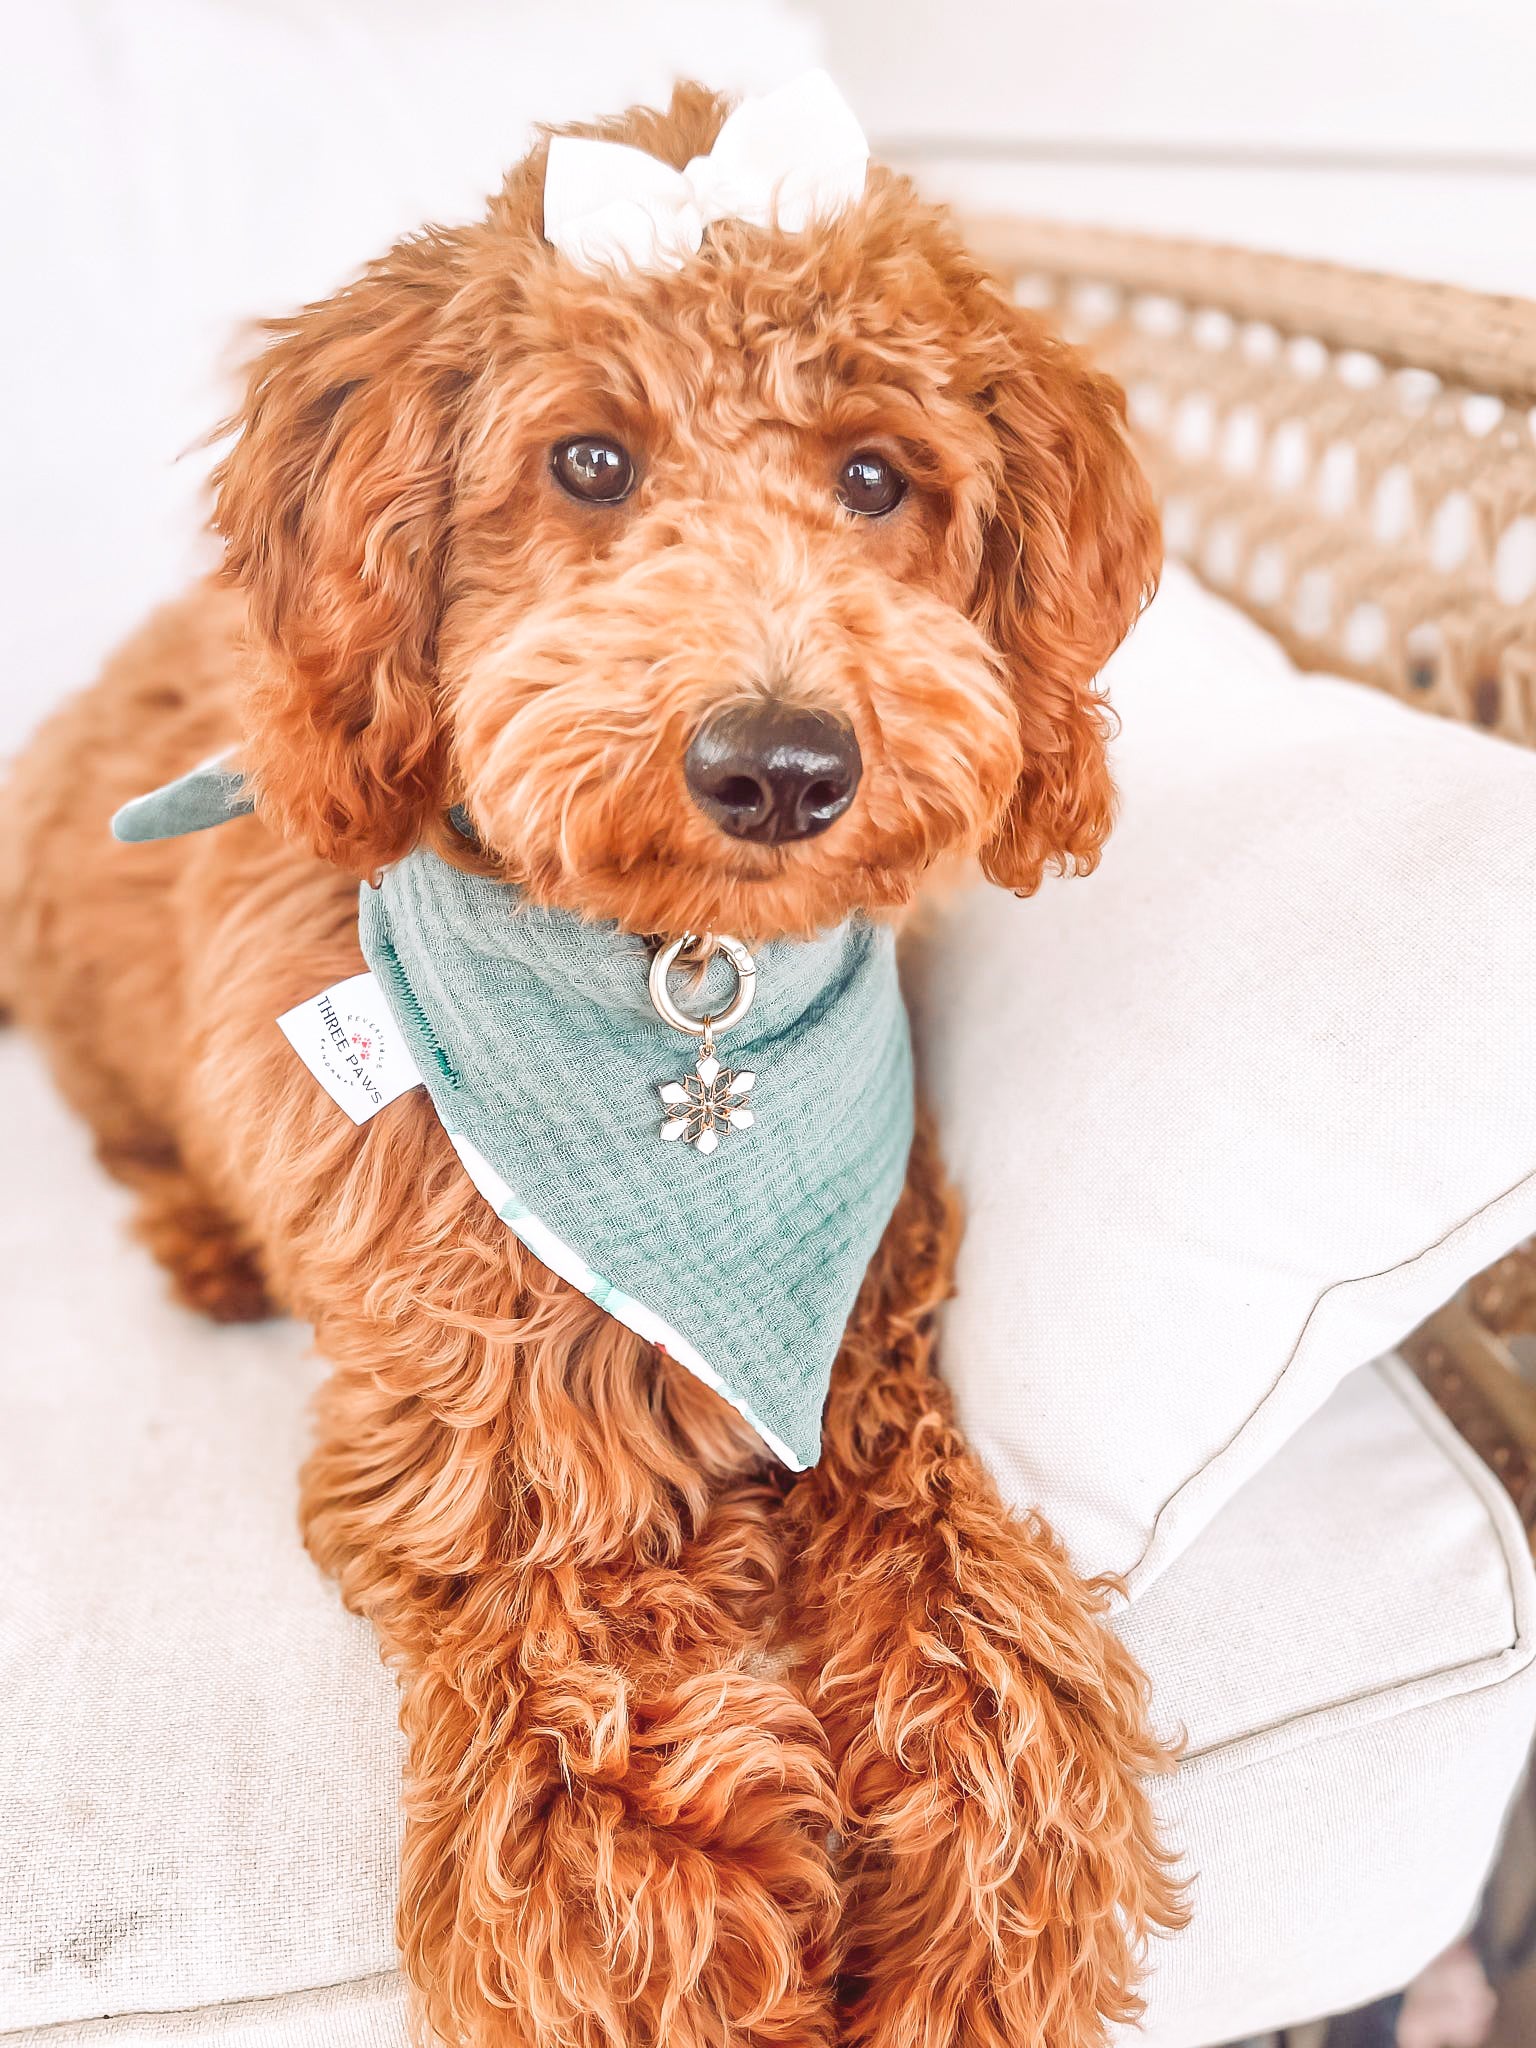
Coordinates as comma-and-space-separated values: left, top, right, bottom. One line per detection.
658, 1050, 756, 1154
649, 933, 759, 1157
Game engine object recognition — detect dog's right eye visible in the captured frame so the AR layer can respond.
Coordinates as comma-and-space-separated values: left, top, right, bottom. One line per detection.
551, 437, 636, 505
837, 450, 908, 518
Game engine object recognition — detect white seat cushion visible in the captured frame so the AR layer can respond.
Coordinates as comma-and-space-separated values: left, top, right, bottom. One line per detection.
0, 1033, 401, 2037
4, 1032, 1534, 2045
1115, 1356, 1536, 2045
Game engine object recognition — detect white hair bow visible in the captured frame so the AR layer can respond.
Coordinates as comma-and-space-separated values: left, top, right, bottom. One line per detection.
543, 70, 870, 276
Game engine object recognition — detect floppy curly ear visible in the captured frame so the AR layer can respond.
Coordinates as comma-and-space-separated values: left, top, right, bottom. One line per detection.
969, 299, 1161, 895
213, 234, 466, 874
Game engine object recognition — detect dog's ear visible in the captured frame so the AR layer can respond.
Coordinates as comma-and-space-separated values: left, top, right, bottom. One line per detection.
968, 297, 1160, 895
213, 235, 466, 874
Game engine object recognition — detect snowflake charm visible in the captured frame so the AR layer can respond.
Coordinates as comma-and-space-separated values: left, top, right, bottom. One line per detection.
658, 1045, 756, 1156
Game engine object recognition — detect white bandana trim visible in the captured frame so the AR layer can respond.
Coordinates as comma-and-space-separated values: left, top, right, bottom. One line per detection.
446, 1129, 805, 1470
542, 69, 869, 276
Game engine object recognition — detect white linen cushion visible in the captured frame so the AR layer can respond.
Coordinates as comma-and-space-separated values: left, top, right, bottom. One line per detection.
5, 1032, 1535, 2046
909, 562, 1536, 1595
1115, 1355, 1536, 2046
0, 1032, 400, 2032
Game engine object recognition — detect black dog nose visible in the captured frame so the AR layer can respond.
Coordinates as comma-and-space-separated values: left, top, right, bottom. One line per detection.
684, 703, 862, 844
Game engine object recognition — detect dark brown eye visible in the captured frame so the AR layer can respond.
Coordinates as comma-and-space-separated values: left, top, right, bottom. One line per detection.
551, 437, 635, 504
837, 450, 907, 517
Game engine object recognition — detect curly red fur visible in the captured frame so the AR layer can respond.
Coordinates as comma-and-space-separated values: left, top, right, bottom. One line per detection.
788, 1120, 1179, 2048
3, 81, 1179, 2048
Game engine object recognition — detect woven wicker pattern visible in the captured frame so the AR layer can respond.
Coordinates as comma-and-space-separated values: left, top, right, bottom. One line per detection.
967, 219, 1536, 747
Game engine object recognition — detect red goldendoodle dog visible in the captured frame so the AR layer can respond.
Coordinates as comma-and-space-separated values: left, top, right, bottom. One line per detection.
3, 82, 1179, 2048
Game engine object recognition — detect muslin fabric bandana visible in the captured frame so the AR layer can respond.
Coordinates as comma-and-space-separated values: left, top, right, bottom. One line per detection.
113, 765, 915, 1469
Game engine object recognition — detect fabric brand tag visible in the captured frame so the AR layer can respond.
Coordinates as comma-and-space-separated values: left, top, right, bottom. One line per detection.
276, 970, 424, 1125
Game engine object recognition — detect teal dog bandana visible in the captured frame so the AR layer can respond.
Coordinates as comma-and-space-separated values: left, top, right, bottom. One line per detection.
114, 763, 914, 1468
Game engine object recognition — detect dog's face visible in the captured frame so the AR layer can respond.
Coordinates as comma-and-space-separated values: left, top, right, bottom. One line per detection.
217, 86, 1158, 941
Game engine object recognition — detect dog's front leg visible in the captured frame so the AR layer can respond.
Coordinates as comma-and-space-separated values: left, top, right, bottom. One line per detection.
301, 1258, 840, 2048
783, 1121, 1182, 2048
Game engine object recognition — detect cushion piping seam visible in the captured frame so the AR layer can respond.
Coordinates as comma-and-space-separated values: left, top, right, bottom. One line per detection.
1176, 1628, 1533, 1772
1122, 1161, 1536, 1598
1166, 1357, 1536, 1782
1383, 1355, 1536, 1652
1169, 1624, 1536, 1787
0, 1968, 401, 2042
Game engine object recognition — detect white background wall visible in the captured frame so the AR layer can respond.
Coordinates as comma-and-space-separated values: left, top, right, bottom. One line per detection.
810, 0, 1536, 296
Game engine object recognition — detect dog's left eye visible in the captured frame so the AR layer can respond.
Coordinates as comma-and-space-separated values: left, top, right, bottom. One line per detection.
551, 437, 636, 505
837, 451, 908, 518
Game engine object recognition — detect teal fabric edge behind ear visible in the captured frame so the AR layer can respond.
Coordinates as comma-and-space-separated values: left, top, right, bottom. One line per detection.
111, 754, 255, 843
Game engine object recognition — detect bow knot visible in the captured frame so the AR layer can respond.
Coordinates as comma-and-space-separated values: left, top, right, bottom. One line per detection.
543, 71, 869, 276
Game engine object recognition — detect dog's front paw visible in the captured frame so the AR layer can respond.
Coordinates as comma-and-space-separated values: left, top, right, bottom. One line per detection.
400, 1660, 840, 2048
803, 1499, 1184, 2048
841, 1639, 1181, 2048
